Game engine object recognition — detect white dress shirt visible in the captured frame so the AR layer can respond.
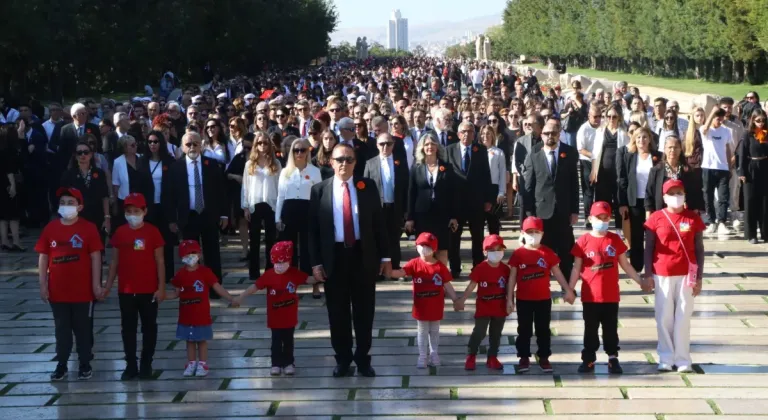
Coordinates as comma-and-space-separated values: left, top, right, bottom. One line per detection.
241, 160, 282, 213
379, 155, 395, 203
544, 145, 560, 176
636, 153, 653, 199
43, 119, 60, 141
185, 155, 204, 210
576, 122, 599, 162
333, 177, 360, 242
402, 135, 415, 170
111, 154, 141, 200
149, 160, 163, 204
487, 146, 507, 196
435, 129, 449, 147
203, 141, 235, 167
275, 164, 322, 222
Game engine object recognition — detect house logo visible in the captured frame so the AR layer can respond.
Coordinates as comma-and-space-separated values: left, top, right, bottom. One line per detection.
520, 264, 526, 269
192, 280, 204, 293
497, 277, 506, 288
536, 258, 547, 269
50, 240, 57, 248
69, 234, 83, 249
286, 282, 296, 293
134, 239, 145, 251
605, 245, 616, 257
432, 274, 443, 286
680, 222, 690, 232
270, 289, 277, 295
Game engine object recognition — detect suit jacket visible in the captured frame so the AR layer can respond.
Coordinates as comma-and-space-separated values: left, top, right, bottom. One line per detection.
523, 143, 580, 219
407, 161, 458, 220
617, 147, 663, 207
307, 177, 389, 279
162, 155, 228, 228
513, 133, 541, 176
433, 129, 459, 148
644, 164, 705, 212
50, 122, 101, 172
23, 127, 48, 170
267, 125, 300, 139
446, 142, 494, 213
363, 155, 409, 221
343, 137, 372, 178
102, 131, 120, 165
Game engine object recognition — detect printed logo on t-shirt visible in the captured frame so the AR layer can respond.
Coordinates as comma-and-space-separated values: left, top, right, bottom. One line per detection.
712, 136, 722, 141
134, 239, 145, 250
286, 282, 296, 293
51, 240, 57, 248
69, 234, 83, 249
432, 274, 443, 286
414, 277, 423, 284
520, 264, 527, 269
497, 277, 506, 288
536, 258, 548, 269
680, 222, 690, 232
270, 289, 277, 295
192, 280, 204, 293
605, 245, 616, 257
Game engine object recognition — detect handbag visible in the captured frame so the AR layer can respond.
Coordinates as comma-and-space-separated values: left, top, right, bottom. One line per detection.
660, 210, 698, 287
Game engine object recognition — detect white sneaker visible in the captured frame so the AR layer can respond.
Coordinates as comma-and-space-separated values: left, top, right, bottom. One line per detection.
183, 361, 197, 377
429, 353, 441, 367
270, 366, 282, 376
195, 362, 209, 377
657, 363, 673, 372
416, 355, 427, 369
717, 223, 731, 235
677, 365, 693, 373
732, 219, 742, 230
283, 364, 295, 375
704, 223, 717, 234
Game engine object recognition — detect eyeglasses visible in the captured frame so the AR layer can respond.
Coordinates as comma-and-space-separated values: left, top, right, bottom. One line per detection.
378, 141, 394, 147
747, 96, 756, 100
541, 131, 556, 136
256, 141, 269, 146
329, 108, 340, 112
206, 125, 217, 130
607, 115, 619, 120
147, 140, 160, 145
308, 131, 318, 136
296, 107, 306, 112
488, 119, 498, 124
523, 122, 533, 127
293, 148, 308, 154
332, 156, 355, 164
276, 114, 287, 119
229, 124, 237, 128
755, 118, 766, 123
227, 108, 236, 112
185, 142, 200, 148
76, 150, 91, 156
665, 116, 675, 121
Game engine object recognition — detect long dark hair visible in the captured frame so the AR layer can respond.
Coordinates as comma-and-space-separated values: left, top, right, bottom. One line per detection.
0, 124, 18, 153
144, 130, 172, 162
747, 108, 768, 132
203, 118, 231, 163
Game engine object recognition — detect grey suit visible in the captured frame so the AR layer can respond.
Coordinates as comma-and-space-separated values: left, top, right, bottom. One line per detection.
364, 155, 409, 268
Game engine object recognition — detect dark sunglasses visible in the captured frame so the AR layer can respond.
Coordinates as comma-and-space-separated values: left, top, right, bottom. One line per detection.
276, 114, 287, 118
206, 125, 217, 130
147, 140, 160, 145
755, 118, 766, 123
76, 150, 91, 156
185, 142, 200, 148
293, 148, 308, 154
488, 119, 498, 124
665, 116, 675, 121
256, 141, 269, 146
308, 131, 318, 136
332, 156, 355, 164
378, 141, 394, 147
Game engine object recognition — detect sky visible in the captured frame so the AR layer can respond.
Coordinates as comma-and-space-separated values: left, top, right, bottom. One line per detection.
332, 0, 507, 28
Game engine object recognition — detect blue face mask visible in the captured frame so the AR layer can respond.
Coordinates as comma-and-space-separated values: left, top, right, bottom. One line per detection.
592, 220, 610, 233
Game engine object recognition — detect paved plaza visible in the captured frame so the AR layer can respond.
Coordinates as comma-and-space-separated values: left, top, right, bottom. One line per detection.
0, 222, 767, 419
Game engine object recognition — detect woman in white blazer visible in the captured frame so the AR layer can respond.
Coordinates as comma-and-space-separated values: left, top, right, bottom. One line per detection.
590, 104, 630, 230
479, 125, 506, 235
111, 135, 150, 229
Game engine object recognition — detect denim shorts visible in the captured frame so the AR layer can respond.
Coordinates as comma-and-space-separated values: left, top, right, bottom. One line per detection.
176, 324, 213, 342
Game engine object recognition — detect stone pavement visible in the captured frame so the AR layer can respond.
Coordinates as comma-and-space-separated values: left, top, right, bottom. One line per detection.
0, 221, 767, 419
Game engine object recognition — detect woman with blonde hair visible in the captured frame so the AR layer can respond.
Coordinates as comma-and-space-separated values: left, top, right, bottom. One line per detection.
390, 114, 415, 169
591, 104, 630, 231
479, 125, 506, 235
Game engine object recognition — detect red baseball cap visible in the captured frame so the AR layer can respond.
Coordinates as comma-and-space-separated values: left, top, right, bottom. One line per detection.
483, 234, 506, 250
590, 201, 612, 217
178, 240, 201, 258
663, 179, 685, 195
123, 193, 147, 209
522, 216, 544, 232
56, 187, 83, 204
270, 241, 294, 264
415, 232, 438, 251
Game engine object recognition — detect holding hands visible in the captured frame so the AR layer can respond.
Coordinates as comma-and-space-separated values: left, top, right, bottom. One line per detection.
563, 288, 576, 305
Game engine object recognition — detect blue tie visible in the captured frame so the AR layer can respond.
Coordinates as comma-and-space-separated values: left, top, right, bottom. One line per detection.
462, 147, 470, 174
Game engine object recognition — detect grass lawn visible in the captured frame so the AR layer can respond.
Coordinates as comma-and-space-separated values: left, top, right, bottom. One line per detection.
534, 65, 768, 99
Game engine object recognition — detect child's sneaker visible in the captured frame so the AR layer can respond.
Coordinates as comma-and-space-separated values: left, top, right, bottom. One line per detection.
676, 365, 693, 373
270, 366, 282, 376
183, 361, 197, 377
195, 362, 209, 377
539, 357, 553, 373
283, 364, 295, 375
657, 363, 673, 372
518, 357, 530, 372
77, 363, 93, 380
486, 356, 503, 370
429, 353, 441, 367
50, 364, 68, 381
464, 354, 477, 371
608, 358, 623, 374
578, 361, 595, 373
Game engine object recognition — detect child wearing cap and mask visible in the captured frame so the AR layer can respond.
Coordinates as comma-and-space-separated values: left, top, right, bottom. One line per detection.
166, 240, 238, 377
569, 201, 645, 375
459, 234, 511, 371
235, 241, 324, 376
390, 232, 461, 368
507, 216, 576, 373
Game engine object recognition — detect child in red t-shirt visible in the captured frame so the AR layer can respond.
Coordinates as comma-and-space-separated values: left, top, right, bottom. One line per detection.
507, 216, 575, 373
35, 188, 104, 381
235, 241, 323, 376
166, 240, 238, 377
391, 232, 460, 368
103, 193, 165, 380
569, 202, 644, 374
460, 234, 511, 371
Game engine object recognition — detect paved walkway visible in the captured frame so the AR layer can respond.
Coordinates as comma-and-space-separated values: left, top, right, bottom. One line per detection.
0, 222, 767, 419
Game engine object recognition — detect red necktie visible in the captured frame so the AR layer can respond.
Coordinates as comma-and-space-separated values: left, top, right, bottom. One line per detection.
301, 121, 307, 137
342, 181, 355, 247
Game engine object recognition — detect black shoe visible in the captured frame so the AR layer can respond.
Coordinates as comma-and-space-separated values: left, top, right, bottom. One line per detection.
78, 364, 93, 380
312, 292, 322, 299
0, 244, 10, 252
332, 364, 351, 378
577, 361, 595, 373
138, 361, 153, 379
357, 365, 376, 377
50, 364, 68, 381
608, 358, 623, 374
9, 244, 26, 253
121, 364, 139, 381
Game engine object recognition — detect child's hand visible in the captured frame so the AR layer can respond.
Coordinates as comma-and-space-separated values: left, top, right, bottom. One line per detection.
229, 299, 240, 308
453, 299, 464, 312
563, 289, 576, 305
506, 299, 515, 314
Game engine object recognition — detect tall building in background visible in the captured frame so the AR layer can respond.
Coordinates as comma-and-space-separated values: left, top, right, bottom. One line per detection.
387, 9, 409, 51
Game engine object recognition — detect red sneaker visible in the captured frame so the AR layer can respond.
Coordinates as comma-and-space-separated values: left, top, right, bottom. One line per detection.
486, 356, 503, 370
539, 357, 553, 372
518, 357, 530, 372
464, 354, 476, 371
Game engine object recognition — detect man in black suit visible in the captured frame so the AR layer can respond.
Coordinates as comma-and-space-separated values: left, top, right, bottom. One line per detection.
267, 106, 300, 139
337, 117, 371, 178
446, 121, 494, 276
432, 108, 459, 148
308, 143, 390, 378
162, 132, 229, 297
513, 114, 544, 229
364, 133, 409, 275
522, 118, 580, 279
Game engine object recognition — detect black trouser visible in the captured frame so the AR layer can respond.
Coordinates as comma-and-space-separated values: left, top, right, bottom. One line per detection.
467, 316, 506, 357
628, 199, 646, 272
515, 299, 551, 358
703, 168, 731, 223
580, 160, 594, 223
271, 327, 295, 367
516, 175, 526, 230
581, 302, 620, 363
325, 242, 375, 368
485, 185, 501, 235
541, 212, 574, 280
249, 202, 276, 278
147, 203, 175, 283
744, 160, 768, 241
182, 210, 223, 294
382, 204, 403, 269
279, 199, 311, 275
23, 168, 48, 226
51, 302, 94, 366
118, 293, 158, 365
595, 168, 620, 229
449, 209, 485, 273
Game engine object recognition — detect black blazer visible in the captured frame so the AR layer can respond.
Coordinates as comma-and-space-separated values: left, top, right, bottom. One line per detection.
368, 135, 409, 171
617, 147, 663, 207
434, 129, 459, 147
162, 155, 228, 228
267, 125, 301, 139
340, 137, 372, 178
523, 143, 580, 219
363, 155, 409, 221
60, 166, 109, 224
644, 164, 705, 212
445, 142, 495, 212
737, 132, 768, 181
307, 177, 389, 279
50, 122, 101, 171
407, 161, 458, 220
139, 155, 176, 206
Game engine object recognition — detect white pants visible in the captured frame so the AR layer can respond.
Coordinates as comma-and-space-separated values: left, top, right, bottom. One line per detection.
417, 320, 440, 357
654, 275, 694, 366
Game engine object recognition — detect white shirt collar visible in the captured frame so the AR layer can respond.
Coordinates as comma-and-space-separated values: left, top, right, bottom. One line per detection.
185, 155, 200, 164
334, 176, 354, 189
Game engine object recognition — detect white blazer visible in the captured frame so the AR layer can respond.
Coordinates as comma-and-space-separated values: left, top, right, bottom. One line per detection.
111, 154, 141, 200
591, 126, 630, 167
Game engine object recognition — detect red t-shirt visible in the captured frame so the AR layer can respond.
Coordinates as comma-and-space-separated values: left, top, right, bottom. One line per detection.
469, 261, 511, 318
571, 232, 628, 303
171, 266, 218, 326
508, 246, 560, 301
255, 267, 308, 329
35, 219, 104, 303
403, 257, 453, 321
644, 209, 705, 276
110, 223, 165, 294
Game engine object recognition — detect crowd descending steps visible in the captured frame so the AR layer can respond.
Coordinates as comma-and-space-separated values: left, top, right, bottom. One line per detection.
0, 219, 767, 419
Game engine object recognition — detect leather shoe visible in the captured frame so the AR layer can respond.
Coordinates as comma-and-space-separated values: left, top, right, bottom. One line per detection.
357, 365, 376, 377
332, 364, 351, 378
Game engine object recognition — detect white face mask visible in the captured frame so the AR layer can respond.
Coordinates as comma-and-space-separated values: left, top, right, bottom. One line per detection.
487, 250, 505, 263
182, 255, 199, 266
591, 219, 610, 233
663, 194, 685, 209
274, 262, 290, 274
125, 214, 144, 227
523, 232, 543, 247
58, 205, 78, 220
416, 245, 433, 257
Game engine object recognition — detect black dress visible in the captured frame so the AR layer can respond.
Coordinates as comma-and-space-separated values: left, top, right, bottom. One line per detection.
60, 166, 109, 227
0, 148, 22, 220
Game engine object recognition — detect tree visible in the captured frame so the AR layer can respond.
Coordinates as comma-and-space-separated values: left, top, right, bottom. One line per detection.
444, 43, 475, 59
412, 45, 427, 57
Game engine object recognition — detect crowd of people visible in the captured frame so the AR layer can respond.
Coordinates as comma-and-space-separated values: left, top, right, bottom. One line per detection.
1, 56, 761, 381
